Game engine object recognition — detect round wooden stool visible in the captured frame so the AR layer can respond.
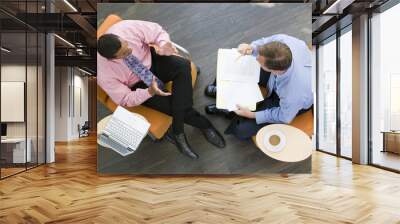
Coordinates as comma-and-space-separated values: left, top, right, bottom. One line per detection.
255, 124, 312, 162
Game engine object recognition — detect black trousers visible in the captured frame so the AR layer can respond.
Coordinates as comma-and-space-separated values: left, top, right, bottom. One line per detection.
131, 48, 211, 134
224, 69, 311, 140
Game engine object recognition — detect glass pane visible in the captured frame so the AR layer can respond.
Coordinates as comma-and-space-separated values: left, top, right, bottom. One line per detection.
1, 30, 27, 177
26, 0, 39, 169
340, 28, 352, 158
317, 36, 337, 154
371, 3, 400, 171
27, 31, 38, 169
0, 1, 46, 178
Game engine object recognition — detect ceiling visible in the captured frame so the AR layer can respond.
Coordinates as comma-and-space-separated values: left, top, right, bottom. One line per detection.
311, 0, 390, 43
0, 0, 97, 74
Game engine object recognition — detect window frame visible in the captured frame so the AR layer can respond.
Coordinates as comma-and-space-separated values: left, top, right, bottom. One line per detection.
315, 24, 353, 161
367, 0, 400, 173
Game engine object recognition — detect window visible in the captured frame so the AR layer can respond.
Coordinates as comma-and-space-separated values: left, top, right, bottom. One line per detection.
339, 27, 352, 158
317, 35, 337, 154
0, 1, 47, 179
370, 2, 400, 171
316, 25, 353, 159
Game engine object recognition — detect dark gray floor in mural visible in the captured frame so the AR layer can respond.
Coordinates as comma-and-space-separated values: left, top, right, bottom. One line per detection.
97, 3, 312, 174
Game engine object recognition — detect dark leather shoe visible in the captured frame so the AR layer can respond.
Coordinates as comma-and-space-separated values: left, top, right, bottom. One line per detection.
205, 104, 235, 119
200, 126, 226, 148
204, 84, 217, 98
165, 129, 199, 159
205, 103, 226, 115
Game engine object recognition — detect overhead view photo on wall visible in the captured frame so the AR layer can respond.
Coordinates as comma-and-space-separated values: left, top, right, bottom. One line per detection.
96, 3, 314, 174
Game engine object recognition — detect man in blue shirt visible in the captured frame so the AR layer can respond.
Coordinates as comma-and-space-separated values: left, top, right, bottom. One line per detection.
205, 34, 313, 140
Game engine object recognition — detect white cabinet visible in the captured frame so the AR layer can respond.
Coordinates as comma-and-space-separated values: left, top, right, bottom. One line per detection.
1, 138, 32, 163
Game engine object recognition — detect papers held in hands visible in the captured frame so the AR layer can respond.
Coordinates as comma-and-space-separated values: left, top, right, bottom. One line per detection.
216, 48, 264, 111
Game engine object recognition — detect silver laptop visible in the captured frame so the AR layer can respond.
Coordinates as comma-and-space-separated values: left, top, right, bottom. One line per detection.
99, 106, 150, 156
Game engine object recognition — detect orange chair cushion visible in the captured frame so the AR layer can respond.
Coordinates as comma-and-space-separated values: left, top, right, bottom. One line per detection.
97, 84, 172, 140
289, 110, 314, 137
97, 15, 122, 38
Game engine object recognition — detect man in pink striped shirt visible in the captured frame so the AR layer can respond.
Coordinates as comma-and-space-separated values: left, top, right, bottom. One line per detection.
97, 20, 225, 159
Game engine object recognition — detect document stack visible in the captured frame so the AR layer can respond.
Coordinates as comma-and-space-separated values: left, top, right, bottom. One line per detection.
216, 48, 264, 111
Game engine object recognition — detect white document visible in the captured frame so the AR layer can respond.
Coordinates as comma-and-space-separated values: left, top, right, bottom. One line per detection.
217, 82, 263, 111
216, 48, 263, 111
217, 48, 260, 83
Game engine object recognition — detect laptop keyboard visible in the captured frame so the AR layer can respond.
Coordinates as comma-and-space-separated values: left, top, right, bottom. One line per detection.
105, 117, 144, 152
99, 134, 132, 156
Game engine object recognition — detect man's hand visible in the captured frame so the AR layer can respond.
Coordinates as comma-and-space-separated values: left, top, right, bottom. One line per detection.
234, 105, 255, 119
156, 42, 178, 56
238, 43, 253, 55
148, 77, 171, 96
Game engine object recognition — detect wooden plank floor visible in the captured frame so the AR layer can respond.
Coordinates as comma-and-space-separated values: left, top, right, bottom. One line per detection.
1, 135, 400, 223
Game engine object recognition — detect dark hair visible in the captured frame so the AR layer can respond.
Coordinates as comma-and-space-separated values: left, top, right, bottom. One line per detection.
97, 34, 121, 59
258, 41, 292, 71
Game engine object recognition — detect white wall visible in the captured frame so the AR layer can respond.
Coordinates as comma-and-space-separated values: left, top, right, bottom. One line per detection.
1, 65, 26, 139
54, 66, 69, 141
1, 63, 46, 164
54, 67, 89, 141
1, 65, 42, 138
